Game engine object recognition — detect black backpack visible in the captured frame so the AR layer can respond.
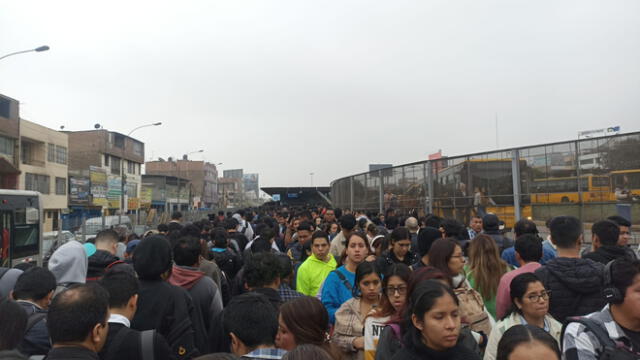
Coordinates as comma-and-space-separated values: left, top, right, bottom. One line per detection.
562, 316, 639, 360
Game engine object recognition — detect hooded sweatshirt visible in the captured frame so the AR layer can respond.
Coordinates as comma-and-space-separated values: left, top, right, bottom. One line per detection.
583, 245, 635, 265
535, 257, 605, 324
87, 249, 120, 280
47, 240, 87, 288
168, 265, 205, 290
167, 264, 223, 354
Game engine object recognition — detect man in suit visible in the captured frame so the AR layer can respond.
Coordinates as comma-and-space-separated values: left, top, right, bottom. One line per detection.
98, 270, 170, 360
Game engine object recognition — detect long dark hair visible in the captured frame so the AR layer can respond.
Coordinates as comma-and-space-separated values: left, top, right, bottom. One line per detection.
504, 273, 545, 320
0, 298, 28, 350
497, 324, 560, 360
352, 261, 381, 298
403, 280, 459, 351
279, 296, 341, 359
376, 263, 411, 318
428, 238, 460, 277
390, 266, 451, 326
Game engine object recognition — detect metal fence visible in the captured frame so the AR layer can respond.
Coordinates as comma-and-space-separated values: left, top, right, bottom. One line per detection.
63, 209, 215, 243
331, 132, 640, 230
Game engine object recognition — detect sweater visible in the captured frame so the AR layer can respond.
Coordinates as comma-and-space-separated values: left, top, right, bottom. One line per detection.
296, 254, 337, 296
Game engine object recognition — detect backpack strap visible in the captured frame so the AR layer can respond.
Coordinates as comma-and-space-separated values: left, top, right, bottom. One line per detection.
25, 312, 47, 333
562, 316, 621, 358
140, 330, 155, 360
332, 270, 352, 292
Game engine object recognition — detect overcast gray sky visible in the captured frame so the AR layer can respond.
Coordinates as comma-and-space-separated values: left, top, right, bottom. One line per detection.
2, 1, 639, 187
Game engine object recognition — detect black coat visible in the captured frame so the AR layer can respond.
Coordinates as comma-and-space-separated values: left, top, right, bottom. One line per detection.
98, 323, 170, 360
17, 301, 50, 356
390, 338, 480, 360
583, 245, 635, 265
45, 346, 99, 360
535, 257, 605, 324
376, 250, 419, 275
130, 280, 199, 359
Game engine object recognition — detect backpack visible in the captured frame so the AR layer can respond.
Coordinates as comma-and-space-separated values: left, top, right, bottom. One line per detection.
25, 312, 47, 333
562, 317, 639, 360
454, 282, 492, 336
103, 326, 156, 360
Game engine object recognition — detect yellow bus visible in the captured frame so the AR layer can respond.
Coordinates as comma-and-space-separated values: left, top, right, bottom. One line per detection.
530, 175, 611, 204
432, 158, 532, 228
610, 169, 640, 200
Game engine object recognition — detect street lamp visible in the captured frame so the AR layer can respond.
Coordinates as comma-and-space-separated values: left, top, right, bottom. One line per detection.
121, 122, 162, 215
310, 172, 315, 187
0, 45, 50, 61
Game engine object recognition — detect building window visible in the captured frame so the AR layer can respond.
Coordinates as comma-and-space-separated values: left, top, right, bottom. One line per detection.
0, 135, 15, 157
111, 157, 120, 175
125, 182, 137, 197
104, 154, 110, 166
47, 143, 55, 162
127, 161, 133, 174
25, 173, 50, 194
132, 142, 143, 156
47, 144, 67, 164
55, 145, 67, 164
55, 177, 66, 195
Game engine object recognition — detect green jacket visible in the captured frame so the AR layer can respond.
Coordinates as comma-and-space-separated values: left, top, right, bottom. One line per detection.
296, 254, 337, 296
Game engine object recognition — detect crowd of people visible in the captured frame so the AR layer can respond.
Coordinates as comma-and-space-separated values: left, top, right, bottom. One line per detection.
0, 207, 639, 360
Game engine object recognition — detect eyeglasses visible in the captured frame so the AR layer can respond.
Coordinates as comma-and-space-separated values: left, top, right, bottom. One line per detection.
384, 286, 408, 296
526, 291, 551, 302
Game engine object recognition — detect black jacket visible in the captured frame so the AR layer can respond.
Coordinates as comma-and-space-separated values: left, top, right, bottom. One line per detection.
45, 346, 99, 360
390, 336, 480, 360
98, 323, 170, 360
583, 245, 635, 265
534, 257, 605, 324
376, 250, 419, 275
87, 250, 120, 280
130, 279, 199, 359
17, 301, 50, 356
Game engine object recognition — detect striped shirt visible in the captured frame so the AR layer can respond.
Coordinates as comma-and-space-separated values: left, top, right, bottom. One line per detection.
563, 305, 640, 359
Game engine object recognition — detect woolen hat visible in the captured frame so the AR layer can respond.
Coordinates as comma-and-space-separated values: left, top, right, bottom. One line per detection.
133, 235, 173, 280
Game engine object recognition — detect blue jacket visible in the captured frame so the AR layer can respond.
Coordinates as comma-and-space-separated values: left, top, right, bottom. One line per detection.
17, 301, 50, 356
321, 265, 355, 324
501, 243, 556, 268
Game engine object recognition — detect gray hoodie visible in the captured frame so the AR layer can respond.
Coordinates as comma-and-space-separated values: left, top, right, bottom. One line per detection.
0, 268, 23, 299
47, 240, 88, 286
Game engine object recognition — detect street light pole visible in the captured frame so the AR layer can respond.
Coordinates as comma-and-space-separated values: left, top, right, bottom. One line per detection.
120, 122, 162, 216
310, 172, 315, 187
0, 45, 50, 61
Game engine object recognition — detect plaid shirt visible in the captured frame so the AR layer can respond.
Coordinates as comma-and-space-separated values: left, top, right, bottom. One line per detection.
563, 304, 640, 359
278, 283, 304, 303
242, 348, 287, 359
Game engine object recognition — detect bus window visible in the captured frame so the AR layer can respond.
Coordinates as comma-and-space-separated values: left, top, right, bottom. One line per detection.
12, 207, 40, 260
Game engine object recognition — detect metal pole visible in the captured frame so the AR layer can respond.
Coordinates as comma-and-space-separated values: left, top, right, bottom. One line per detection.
427, 162, 434, 214
575, 140, 584, 224
511, 149, 522, 222
378, 169, 384, 215
349, 177, 354, 211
